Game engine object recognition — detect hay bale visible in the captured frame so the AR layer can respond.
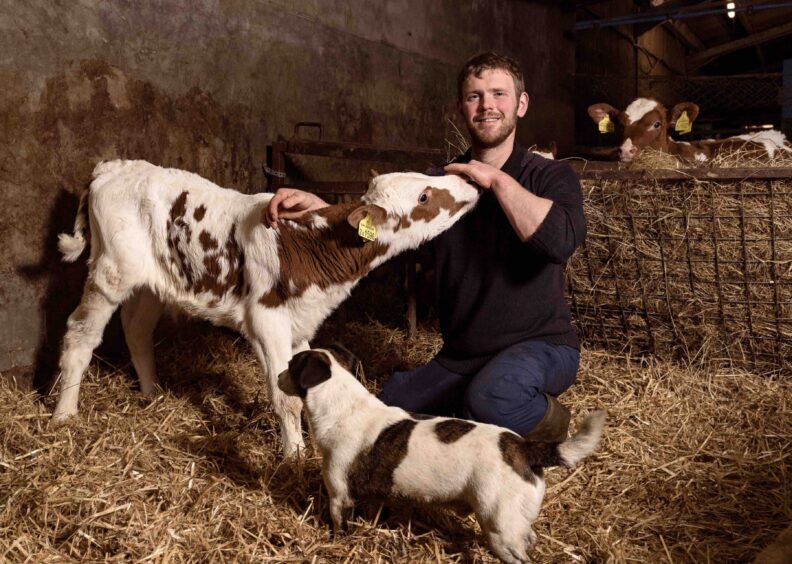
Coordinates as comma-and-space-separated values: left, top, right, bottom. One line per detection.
569, 169, 792, 374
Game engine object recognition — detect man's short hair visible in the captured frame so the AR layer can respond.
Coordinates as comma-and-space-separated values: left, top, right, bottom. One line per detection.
457, 52, 525, 102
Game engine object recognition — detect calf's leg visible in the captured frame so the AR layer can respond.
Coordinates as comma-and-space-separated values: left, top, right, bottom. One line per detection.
247, 309, 305, 457
120, 287, 164, 395
52, 280, 125, 422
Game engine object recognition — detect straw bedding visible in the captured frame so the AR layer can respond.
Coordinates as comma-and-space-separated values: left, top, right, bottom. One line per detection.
1, 316, 789, 563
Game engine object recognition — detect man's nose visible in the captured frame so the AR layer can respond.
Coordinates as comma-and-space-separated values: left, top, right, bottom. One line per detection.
479, 93, 495, 110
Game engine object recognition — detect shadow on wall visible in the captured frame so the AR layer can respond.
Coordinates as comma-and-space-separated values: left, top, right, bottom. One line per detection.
5, 59, 260, 393
14, 191, 119, 394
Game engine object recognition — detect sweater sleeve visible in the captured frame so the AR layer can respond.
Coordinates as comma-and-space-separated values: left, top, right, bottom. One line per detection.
522, 161, 587, 264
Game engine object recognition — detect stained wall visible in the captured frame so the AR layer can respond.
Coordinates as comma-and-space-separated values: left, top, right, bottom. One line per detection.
0, 1, 574, 379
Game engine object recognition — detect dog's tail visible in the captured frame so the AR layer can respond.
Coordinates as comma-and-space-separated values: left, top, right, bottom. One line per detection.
556, 410, 606, 468
57, 188, 90, 262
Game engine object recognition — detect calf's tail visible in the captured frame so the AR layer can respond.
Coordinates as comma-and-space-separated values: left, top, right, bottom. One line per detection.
57, 189, 89, 262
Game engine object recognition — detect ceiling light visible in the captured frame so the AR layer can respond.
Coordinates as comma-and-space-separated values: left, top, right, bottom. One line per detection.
727, 1, 736, 18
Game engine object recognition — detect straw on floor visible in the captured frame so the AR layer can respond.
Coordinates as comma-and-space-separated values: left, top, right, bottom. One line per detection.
1, 320, 789, 563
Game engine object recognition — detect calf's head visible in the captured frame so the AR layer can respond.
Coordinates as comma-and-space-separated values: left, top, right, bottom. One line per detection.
588, 98, 699, 162
346, 172, 480, 251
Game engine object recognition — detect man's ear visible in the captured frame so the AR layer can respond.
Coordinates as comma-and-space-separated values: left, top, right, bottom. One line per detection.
347, 204, 387, 230
288, 351, 332, 392
669, 102, 699, 126
587, 103, 620, 124
517, 91, 529, 118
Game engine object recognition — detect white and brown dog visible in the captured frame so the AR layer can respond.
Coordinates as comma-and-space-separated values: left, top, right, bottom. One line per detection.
278, 348, 606, 564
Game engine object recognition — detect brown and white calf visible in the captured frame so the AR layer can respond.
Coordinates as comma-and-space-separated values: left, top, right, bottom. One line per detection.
588, 97, 792, 163
279, 349, 606, 564
53, 160, 480, 456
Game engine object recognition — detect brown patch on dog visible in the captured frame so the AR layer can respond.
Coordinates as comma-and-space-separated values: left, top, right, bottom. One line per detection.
322, 343, 360, 375
193, 205, 207, 221
348, 419, 416, 500
259, 201, 389, 307
410, 412, 437, 420
499, 432, 563, 485
288, 350, 332, 397
434, 419, 476, 443
410, 187, 466, 223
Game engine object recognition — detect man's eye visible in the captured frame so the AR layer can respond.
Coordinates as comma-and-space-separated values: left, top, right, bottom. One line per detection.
418, 192, 429, 204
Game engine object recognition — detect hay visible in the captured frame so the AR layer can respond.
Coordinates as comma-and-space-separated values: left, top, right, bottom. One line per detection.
622, 145, 792, 170
1, 322, 790, 562
569, 167, 792, 374
708, 144, 792, 169
625, 148, 683, 170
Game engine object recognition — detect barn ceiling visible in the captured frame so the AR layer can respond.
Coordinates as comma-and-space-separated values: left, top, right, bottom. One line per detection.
575, 0, 792, 74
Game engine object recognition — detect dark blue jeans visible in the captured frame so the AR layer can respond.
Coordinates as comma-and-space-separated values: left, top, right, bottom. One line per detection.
378, 340, 579, 435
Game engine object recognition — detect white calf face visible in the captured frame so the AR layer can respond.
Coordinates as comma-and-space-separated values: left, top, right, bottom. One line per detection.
350, 172, 480, 246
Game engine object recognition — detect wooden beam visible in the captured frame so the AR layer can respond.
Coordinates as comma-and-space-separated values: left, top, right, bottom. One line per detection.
663, 20, 706, 51
737, 10, 767, 71
688, 19, 792, 70
634, 0, 711, 37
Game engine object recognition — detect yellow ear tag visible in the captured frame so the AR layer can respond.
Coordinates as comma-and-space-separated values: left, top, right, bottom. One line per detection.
598, 114, 615, 134
675, 111, 692, 134
358, 215, 377, 241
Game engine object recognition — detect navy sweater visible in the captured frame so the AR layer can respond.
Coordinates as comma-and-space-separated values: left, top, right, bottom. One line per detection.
430, 146, 586, 375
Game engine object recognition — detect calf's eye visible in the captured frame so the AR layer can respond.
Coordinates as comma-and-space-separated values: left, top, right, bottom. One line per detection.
653, 121, 661, 128
418, 192, 429, 204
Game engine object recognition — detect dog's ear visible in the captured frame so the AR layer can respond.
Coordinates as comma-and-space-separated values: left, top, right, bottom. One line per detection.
323, 343, 361, 375
288, 351, 332, 392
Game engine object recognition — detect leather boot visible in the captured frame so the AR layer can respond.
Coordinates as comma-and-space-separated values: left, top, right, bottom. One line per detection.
522, 394, 571, 443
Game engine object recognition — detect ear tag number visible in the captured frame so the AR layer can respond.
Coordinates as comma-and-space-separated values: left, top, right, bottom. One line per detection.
598, 114, 615, 134
675, 111, 692, 134
358, 215, 377, 241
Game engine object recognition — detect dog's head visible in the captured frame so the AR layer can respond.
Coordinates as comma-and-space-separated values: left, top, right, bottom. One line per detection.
278, 350, 334, 398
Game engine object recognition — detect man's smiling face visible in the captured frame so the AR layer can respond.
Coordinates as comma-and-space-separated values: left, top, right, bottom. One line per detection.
459, 68, 529, 150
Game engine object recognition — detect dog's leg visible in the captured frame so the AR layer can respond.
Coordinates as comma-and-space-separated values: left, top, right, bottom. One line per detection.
324, 464, 354, 533
478, 500, 534, 564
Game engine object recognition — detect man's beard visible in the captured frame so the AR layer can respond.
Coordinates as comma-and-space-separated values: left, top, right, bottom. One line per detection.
468, 110, 518, 149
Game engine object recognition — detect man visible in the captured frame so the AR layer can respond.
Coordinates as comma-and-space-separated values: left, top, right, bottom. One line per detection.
265, 52, 586, 442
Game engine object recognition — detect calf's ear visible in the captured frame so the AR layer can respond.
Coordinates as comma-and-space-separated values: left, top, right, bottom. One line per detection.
670, 102, 699, 126
288, 351, 332, 391
587, 103, 620, 124
347, 204, 388, 230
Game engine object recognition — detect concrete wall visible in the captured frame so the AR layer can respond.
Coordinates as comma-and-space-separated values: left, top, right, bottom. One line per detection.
0, 1, 574, 381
